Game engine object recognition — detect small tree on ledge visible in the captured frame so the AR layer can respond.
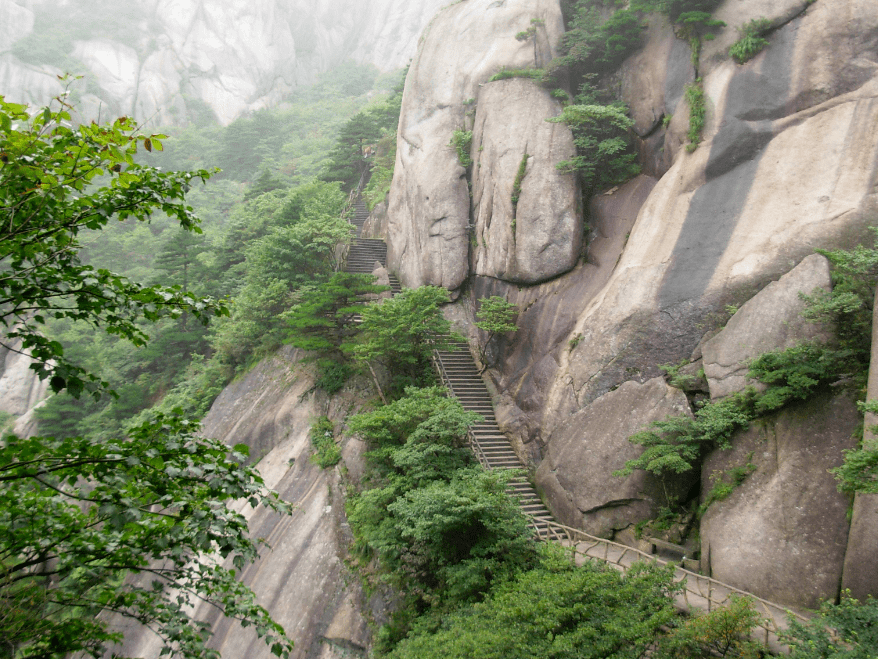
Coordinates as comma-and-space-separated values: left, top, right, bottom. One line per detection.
475, 296, 518, 372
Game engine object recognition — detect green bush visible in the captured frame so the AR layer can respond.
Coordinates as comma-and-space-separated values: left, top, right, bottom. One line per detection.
389, 560, 680, 659
684, 80, 706, 152
449, 129, 474, 167
729, 18, 772, 64
310, 415, 341, 468
655, 595, 767, 659
781, 592, 878, 658
488, 68, 545, 83
510, 153, 529, 219
548, 102, 640, 194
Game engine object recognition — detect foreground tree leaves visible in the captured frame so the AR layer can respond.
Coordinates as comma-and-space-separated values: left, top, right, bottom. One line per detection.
0, 88, 227, 400
0, 412, 293, 658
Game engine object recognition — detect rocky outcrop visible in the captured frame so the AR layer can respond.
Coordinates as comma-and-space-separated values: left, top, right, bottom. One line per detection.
700, 392, 859, 609
535, 378, 693, 538
470, 78, 581, 283
0, 0, 450, 125
112, 346, 377, 658
386, 0, 569, 291
841, 291, 878, 599
474, 0, 878, 447
702, 253, 832, 399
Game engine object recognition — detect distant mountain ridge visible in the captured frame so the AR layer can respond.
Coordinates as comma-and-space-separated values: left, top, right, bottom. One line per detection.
0, 0, 449, 125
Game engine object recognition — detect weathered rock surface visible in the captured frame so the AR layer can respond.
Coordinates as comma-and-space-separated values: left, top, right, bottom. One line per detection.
700, 392, 859, 609
0, 0, 450, 125
386, 0, 566, 291
0, 339, 49, 420
702, 253, 832, 399
470, 78, 581, 283
113, 346, 376, 658
841, 291, 878, 599
535, 378, 693, 538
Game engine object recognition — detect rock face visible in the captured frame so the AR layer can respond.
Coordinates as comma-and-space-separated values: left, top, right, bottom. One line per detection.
702, 253, 832, 399
112, 347, 377, 658
469, 0, 878, 447
470, 78, 581, 283
0, 339, 49, 420
841, 293, 878, 599
0, 0, 450, 125
535, 378, 692, 538
380, 0, 878, 606
385, 0, 570, 291
700, 392, 859, 609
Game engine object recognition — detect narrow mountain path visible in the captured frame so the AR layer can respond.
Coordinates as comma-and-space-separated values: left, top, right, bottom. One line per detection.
344, 196, 807, 650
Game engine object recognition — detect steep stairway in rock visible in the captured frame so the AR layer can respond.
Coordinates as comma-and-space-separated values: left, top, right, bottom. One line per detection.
344, 198, 401, 294
433, 340, 554, 535
351, 198, 370, 238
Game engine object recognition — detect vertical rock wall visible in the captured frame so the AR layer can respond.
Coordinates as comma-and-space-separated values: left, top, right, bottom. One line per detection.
385, 0, 576, 291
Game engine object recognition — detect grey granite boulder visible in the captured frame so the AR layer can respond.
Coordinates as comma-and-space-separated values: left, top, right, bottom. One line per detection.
702, 253, 832, 399
535, 377, 693, 538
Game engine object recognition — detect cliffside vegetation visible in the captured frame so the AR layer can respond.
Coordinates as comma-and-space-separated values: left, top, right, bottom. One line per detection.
620, 232, 878, 514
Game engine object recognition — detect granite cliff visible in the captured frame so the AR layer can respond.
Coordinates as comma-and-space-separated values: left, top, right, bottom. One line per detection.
384, 0, 878, 609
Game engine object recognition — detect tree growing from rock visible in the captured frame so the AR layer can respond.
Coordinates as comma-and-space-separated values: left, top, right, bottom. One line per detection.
474, 296, 518, 372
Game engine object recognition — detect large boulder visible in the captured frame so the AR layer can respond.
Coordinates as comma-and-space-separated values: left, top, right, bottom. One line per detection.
700, 392, 859, 609
701, 253, 832, 399
386, 0, 566, 291
535, 377, 693, 538
469, 77, 581, 284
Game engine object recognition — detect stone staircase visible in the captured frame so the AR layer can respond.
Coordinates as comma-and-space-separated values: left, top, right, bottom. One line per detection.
344, 198, 401, 294
433, 340, 554, 535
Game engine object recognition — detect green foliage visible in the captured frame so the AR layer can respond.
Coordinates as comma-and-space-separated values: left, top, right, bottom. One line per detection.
0, 413, 293, 659
310, 415, 341, 468
553, 3, 648, 77
320, 74, 404, 191
474, 296, 519, 369
698, 456, 757, 517
0, 91, 226, 401
684, 81, 706, 152
549, 102, 641, 194
363, 129, 398, 209
660, 360, 698, 390
516, 18, 546, 41
283, 272, 387, 357
0, 93, 293, 657
388, 560, 681, 659
729, 18, 772, 64
350, 286, 460, 388
347, 387, 532, 612
488, 68, 545, 83
655, 596, 767, 659
781, 592, 878, 659
511, 153, 529, 219
449, 129, 474, 167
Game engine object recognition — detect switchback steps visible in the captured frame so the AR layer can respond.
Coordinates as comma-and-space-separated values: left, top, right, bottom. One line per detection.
346, 199, 806, 649
431, 341, 807, 651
